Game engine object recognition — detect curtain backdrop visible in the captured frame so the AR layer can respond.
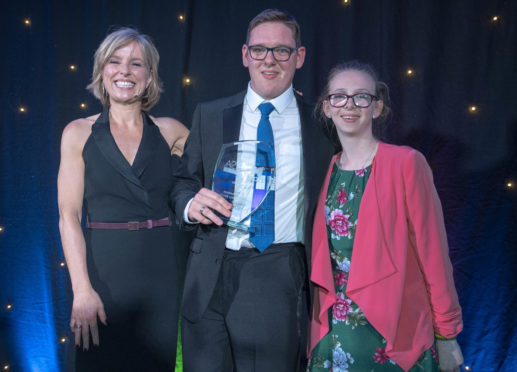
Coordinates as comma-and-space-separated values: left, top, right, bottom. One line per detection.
1, 0, 516, 371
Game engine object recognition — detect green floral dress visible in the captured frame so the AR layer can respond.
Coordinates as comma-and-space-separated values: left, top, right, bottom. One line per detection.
307, 163, 438, 372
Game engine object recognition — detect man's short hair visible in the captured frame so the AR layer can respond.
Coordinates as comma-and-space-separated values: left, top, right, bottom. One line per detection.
246, 9, 301, 47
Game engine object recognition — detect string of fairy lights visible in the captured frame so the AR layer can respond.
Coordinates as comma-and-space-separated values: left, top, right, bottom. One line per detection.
15, 12, 192, 116
2, 2, 512, 371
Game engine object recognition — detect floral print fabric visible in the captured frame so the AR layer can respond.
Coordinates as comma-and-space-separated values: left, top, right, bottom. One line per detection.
308, 163, 438, 372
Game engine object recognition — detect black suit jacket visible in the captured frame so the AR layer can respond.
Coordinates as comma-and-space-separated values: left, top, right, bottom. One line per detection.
171, 90, 334, 322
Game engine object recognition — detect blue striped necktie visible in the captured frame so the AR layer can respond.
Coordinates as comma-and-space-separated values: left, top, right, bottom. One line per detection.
250, 102, 275, 252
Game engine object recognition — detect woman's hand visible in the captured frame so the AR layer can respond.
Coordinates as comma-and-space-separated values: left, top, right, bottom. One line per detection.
436, 339, 464, 372
70, 289, 107, 350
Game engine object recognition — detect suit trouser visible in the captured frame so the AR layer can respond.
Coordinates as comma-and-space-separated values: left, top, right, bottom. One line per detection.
182, 243, 308, 372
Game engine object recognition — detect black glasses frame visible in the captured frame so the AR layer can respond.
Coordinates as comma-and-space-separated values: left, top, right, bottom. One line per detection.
246, 44, 298, 62
327, 93, 378, 108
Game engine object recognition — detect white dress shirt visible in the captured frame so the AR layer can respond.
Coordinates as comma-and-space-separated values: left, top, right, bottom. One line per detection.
225, 84, 304, 250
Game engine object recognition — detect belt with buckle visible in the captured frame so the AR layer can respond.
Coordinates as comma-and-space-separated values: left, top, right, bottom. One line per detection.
86, 217, 171, 230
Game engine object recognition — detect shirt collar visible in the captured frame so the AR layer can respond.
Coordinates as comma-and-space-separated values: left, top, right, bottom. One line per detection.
245, 83, 295, 114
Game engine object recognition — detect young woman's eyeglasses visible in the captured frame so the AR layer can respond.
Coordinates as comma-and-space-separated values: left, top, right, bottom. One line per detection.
327, 93, 378, 108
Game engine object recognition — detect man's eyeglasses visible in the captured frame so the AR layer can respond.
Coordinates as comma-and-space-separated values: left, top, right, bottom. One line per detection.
247, 45, 297, 62
327, 93, 378, 108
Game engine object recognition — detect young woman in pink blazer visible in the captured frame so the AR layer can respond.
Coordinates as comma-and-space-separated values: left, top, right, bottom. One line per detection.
307, 61, 463, 372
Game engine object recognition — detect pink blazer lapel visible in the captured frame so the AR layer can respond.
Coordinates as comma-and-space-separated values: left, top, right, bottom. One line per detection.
346, 144, 397, 294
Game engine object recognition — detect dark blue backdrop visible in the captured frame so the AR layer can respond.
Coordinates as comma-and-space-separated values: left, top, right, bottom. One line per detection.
1, 0, 516, 371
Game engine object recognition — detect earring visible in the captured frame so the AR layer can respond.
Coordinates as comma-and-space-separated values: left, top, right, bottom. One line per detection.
372, 114, 376, 119
102, 83, 108, 96
327, 114, 332, 118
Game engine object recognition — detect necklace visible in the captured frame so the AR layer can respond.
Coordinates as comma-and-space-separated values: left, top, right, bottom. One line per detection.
339, 142, 378, 171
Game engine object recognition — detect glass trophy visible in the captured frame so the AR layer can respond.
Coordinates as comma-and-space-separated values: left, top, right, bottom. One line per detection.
212, 140, 275, 231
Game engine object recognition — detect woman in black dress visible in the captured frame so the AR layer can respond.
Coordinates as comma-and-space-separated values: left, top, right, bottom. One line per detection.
57, 27, 188, 371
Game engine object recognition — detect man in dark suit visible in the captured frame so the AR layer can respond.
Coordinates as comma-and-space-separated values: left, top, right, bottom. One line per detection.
171, 8, 334, 372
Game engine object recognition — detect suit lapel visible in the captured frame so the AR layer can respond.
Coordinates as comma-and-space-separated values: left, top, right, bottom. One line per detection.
223, 102, 244, 144
131, 112, 167, 178
199, 94, 244, 244
91, 107, 145, 190
297, 97, 329, 217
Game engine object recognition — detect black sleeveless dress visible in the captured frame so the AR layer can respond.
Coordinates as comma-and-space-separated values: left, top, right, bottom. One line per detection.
76, 108, 179, 371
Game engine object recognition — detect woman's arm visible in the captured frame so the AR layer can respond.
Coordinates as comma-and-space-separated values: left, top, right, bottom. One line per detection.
153, 116, 189, 156
402, 149, 463, 336
57, 118, 106, 349
402, 149, 463, 371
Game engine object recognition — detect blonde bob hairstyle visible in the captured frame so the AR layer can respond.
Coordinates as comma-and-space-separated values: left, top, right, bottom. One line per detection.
87, 27, 163, 111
